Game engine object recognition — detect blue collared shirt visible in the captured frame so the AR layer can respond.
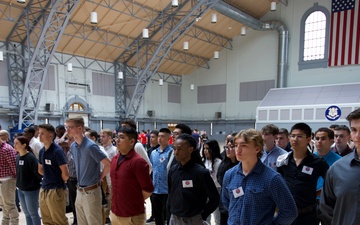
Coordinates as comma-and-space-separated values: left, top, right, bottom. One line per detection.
222, 160, 297, 225
71, 136, 108, 186
260, 145, 287, 170
150, 145, 173, 194
314, 151, 341, 197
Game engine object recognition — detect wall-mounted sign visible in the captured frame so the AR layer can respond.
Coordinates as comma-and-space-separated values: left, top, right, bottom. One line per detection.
325, 105, 341, 121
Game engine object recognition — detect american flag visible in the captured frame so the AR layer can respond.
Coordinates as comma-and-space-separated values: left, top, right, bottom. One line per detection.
328, 0, 360, 66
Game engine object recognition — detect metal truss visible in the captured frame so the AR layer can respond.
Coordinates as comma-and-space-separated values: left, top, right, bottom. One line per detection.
6, 0, 79, 128
52, 53, 115, 74
82, 0, 232, 50
118, 0, 220, 119
0, 2, 25, 23
63, 21, 210, 69
115, 62, 182, 118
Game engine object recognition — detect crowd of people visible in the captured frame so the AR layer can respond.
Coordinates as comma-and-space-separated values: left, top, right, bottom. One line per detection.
0, 108, 360, 225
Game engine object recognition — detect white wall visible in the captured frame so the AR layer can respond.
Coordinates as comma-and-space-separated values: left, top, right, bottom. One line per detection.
179, 0, 360, 121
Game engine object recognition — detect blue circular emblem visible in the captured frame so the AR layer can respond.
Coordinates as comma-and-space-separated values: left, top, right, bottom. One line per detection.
325, 105, 341, 121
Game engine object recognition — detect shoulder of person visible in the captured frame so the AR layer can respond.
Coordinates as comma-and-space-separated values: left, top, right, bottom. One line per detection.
276, 152, 291, 167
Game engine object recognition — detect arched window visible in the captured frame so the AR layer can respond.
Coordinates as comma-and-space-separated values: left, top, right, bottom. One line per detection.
68, 103, 85, 111
299, 3, 330, 70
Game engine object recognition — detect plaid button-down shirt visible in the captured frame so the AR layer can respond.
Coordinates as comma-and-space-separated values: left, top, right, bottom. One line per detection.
0, 142, 17, 179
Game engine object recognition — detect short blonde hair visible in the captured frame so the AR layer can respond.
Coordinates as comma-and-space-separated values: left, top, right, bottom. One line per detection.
235, 129, 264, 158
0, 130, 9, 138
101, 128, 113, 137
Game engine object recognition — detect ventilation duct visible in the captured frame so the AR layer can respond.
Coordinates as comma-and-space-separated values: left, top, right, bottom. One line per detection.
213, 1, 289, 88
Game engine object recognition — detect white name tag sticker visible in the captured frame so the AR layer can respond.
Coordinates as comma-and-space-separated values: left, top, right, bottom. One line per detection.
232, 187, 244, 198
19, 160, 24, 165
45, 159, 52, 165
302, 166, 313, 175
182, 180, 193, 188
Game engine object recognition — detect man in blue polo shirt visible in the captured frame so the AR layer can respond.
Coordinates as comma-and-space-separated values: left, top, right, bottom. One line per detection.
313, 127, 341, 225
150, 128, 173, 225
38, 124, 69, 225
65, 117, 111, 225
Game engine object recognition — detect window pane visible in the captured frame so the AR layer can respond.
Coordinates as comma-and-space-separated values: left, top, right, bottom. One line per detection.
303, 11, 326, 61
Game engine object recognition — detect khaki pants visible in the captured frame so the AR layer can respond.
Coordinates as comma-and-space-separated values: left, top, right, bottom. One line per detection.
0, 178, 19, 225
110, 211, 145, 225
39, 188, 68, 225
75, 186, 102, 225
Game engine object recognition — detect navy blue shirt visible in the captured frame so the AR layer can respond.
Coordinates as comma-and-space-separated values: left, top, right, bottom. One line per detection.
222, 160, 297, 225
39, 143, 67, 190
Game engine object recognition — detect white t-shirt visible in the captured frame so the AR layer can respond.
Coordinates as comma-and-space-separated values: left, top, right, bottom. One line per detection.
204, 158, 222, 188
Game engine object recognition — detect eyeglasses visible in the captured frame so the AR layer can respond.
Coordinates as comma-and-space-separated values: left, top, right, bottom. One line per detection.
65, 126, 75, 130
223, 146, 235, 151
289, 135, 305, 140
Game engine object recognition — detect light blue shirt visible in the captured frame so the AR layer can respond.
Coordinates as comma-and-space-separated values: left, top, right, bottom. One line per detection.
222, 160, 297, 225
150, 145, 173, 194
314, 151, 341, 198
71, 136, 107, 186
260, 145, 287, 170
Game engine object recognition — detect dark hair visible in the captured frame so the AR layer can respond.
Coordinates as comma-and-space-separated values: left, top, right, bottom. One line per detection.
26, 127, 36, 135
15, 136, 33, 154
176, 134, 204, 166
121, 118, 137, 130
290, 123, 311, 138
118, 126, 138, 144
315, 127, 334, 139
56, 125, 65, 130
334, 125, 351, 134
329, 124, 339, 129
150, 130, 159, 136
38, 124, 56, 134
202, 139, 222, 170
159, 128, 171, 134
347, 108, 360, 123
87, 130, 99, 139
278, 128, 289, 137
175, 124, 192, 135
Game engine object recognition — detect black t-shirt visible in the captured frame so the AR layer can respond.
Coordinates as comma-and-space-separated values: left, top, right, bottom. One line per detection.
16, 152, 42, 191
277, 151, 329, 208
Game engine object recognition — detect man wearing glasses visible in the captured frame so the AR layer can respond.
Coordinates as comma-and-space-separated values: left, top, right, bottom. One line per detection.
65, 117, 111, 225
277, 123, 328, 225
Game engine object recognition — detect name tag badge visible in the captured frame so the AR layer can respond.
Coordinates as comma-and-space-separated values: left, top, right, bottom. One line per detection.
45, 159, 52, 165
232, 187, 244, 198
182, 180, 193, 188
19, 160, 24, 166
302, 165, 313, 175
